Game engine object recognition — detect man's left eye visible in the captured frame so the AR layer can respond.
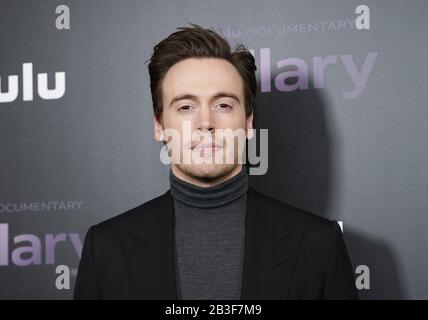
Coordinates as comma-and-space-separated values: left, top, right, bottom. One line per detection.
217, 104, 232, 109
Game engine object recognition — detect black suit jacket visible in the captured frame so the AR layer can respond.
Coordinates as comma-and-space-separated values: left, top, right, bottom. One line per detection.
74, 185, 358, 299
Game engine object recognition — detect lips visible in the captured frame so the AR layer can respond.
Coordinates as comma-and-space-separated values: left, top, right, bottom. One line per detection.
192, 142, 223, 150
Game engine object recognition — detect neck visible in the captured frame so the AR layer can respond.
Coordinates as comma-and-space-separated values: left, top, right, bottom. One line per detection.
171, 164, 243, 188
169, 166, 249, 208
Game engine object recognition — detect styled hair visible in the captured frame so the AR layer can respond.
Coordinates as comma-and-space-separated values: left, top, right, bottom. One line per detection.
147, 23, 257, 120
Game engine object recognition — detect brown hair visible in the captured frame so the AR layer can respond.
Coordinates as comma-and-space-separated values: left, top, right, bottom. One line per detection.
146, 23, 257, 120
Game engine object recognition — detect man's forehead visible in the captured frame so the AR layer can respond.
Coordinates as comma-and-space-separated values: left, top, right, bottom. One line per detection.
164, 58, 243, 84
162, 58, 245, 103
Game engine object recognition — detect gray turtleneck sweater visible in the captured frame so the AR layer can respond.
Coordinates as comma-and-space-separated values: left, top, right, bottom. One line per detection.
169, 167, 248, 300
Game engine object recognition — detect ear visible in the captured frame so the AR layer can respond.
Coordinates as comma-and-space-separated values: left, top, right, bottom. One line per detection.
153, 114, 164, 142
246, 112, 254, 140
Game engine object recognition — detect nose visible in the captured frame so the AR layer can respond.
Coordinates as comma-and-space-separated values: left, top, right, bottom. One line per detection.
196, 105, 214, 133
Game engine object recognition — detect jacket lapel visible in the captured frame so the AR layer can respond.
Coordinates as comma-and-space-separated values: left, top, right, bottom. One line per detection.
119, 185, 304, 300
240, 185, 305, 299
119, 190, 178, 299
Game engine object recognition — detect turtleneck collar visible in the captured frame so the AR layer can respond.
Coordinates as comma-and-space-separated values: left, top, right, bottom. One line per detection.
169, 167, 249, 208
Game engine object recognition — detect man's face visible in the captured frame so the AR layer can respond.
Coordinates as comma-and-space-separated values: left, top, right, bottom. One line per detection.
153, 57, 253, 184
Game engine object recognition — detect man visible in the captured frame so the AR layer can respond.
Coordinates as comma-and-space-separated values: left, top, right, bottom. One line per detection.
74, 23, 358, 300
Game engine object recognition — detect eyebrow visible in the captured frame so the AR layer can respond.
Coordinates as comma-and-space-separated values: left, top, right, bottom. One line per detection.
168, 91, 241, 108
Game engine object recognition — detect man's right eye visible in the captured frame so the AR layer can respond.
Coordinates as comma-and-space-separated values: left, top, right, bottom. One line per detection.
178, 105, 193, 111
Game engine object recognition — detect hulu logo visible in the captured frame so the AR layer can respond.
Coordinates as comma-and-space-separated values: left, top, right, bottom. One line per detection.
0, 62, 65, 103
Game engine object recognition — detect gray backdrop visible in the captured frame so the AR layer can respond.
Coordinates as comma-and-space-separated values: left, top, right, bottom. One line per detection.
0, 0, 427, 299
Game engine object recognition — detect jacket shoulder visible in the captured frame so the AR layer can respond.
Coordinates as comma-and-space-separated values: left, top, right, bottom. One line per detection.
90, 190, 168, 236
251, 186, 341, 261
250, 185, 338, 234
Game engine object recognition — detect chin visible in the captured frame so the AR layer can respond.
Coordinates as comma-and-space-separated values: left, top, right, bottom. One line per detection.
176, 163, 238, 182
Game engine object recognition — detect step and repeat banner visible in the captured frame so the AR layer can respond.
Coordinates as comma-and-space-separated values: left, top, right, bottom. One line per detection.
0, 0, 427, 299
